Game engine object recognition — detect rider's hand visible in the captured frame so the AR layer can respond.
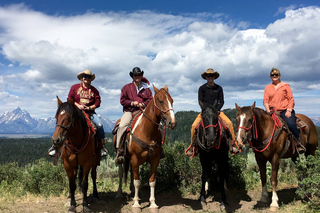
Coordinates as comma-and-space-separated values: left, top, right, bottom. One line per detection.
285, 110, 291, 118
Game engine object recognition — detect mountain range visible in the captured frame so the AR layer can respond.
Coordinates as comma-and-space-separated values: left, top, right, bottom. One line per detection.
0, 107, 115, 134
0, 107, 319, 135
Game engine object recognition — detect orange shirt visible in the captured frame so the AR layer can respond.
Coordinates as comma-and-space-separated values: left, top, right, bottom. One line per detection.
263, 82, 295, 111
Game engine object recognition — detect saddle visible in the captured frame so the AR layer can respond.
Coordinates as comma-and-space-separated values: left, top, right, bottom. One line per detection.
272, 114, 307, 154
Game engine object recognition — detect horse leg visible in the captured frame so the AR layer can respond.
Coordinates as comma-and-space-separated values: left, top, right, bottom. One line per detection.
199, 153, 211, 204
132, 157, 141, 209
91, 165, 99, 199
269, 156, 280, 211
256, 155, 268, 204
115, 163, 124, 198
149, 158, 160, 209
217, 153, 229, 208
66, 170, 77, 212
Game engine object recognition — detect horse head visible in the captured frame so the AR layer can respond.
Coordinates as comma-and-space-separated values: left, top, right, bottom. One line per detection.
199, 100, 220, 148
152, 85, 176, 129
51, 96, 76, 148
235, 101, 256, 148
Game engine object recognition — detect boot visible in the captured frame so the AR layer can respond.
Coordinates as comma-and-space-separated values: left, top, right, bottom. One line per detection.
48, 145, 56, 157
185, 132, 198, 157
100, 139, 108, 157
296, 137, 306, 154
115, 149, 124, 164
229, 139, 240, 155
160, 147, 165, 159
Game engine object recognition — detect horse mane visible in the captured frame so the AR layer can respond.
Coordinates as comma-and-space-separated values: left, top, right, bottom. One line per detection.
253, 107, 270, 126
56, 102, 88, 136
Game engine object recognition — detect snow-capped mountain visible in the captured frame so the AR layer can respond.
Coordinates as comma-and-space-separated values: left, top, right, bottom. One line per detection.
0, 107, 115, 134
311, 117, 320, 127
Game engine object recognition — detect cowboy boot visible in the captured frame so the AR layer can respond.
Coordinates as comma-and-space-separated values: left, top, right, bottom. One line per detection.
186, 133, 198, 157
115, 149, 124, 164
229, 139, 240, 155
48, 145, 56, 157
100, 139, 108, 157
296, 137, 306, 154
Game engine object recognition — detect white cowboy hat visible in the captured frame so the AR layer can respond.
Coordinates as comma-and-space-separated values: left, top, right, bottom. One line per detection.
201, 68, 220, 80
77, 69, 95, 81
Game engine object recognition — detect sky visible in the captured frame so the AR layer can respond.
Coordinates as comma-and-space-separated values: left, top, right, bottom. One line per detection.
0, 0, 320, 121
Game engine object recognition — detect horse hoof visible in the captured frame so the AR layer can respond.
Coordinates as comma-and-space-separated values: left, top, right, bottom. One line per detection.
132, 207, 141, 213
270, 206, 279, 212
68, 205, 76, 213
220, 202, 226, 211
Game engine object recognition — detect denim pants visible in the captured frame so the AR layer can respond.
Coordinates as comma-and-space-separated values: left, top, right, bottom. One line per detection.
280, 109, 299, 139
90, 113, 105, 140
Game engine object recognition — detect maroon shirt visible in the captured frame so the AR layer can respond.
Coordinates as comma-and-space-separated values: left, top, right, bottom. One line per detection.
67, 83, 101, 113
120, 77, 153, 112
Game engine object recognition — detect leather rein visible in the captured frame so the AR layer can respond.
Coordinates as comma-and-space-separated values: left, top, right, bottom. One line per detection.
198, 116, 223, 151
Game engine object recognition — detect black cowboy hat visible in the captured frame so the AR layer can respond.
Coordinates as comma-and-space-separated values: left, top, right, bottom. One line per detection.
130, 67, 144, 78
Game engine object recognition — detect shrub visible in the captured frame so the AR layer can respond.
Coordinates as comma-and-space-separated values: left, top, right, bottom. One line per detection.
296, 149, 320, 210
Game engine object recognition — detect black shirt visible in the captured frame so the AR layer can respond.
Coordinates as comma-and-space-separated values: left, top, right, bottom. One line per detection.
198, 83, 224, 111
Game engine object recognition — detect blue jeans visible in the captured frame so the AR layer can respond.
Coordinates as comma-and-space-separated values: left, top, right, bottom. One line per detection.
89, 113, 105, 140
280, 109, 299, 139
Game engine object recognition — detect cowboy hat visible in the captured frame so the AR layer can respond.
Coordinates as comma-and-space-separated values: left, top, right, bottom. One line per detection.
130, 67, 144, 78
77, 69, 95, 81
201, 68, 220, 80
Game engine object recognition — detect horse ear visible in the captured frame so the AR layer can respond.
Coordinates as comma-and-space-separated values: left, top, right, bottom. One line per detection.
251, 101, 256, 110
153, 84, 159, 93
68, 96, 75, 106
164, 85, 168, 92
235, 103, 240, 110
199, 100, 204, 110
57, 96, 63, 106
213, 100, 218, 111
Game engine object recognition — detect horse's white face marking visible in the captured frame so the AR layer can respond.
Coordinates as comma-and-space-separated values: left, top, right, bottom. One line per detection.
236, 113, 246, 140
165, 96, 175, 122
60, 110, 65, 115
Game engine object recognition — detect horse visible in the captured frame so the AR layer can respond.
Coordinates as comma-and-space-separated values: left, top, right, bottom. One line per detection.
235, 102, 318, 211
195, 101, 231, 211
51, 96, 100, 213
113, 85, 176, 211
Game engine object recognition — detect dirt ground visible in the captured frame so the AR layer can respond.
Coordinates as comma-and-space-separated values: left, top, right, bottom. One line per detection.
0, 186, 306, 213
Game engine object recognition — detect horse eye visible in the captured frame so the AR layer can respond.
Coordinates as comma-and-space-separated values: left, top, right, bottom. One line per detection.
159, 100, 164, 104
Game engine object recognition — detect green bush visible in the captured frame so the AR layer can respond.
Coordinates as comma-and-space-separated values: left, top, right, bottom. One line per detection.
296, 149, 320, 210
23, 158, 67, 197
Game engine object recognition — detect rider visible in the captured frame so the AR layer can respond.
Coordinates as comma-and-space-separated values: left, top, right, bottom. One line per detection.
48, 69, 108, 157
263, 67, 306, 154
185, 68, 238, 157
115, 67, 153, 164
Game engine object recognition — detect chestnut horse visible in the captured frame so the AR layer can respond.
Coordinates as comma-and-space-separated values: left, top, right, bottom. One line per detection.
196, 101, 231, 211
52, 96, 100, 213
235, 102, 318, 211
113, 85, 176, 210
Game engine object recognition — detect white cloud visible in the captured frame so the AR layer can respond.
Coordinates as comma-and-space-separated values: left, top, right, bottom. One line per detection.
0, 4, 320, 120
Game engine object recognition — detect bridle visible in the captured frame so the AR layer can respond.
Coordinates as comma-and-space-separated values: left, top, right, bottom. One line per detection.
199, 113, 222, 150
236, 114, 258, 141
55, 117, 74, 138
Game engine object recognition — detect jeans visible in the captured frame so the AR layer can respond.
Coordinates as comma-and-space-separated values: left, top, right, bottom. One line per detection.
90, 113, 105, 140
280, 109, 299, 139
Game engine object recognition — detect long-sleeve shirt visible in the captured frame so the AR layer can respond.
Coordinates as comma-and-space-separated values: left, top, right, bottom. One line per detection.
120, 77, 153, 112
263, 82, 295, 111
198, 83, 224, 111
67, 83, 101, 113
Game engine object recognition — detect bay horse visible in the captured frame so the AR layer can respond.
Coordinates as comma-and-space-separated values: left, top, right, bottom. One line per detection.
235, 102, 318, 211
195, 101, 231, 211
52, 96, 100, 213
113, 85, 176, 211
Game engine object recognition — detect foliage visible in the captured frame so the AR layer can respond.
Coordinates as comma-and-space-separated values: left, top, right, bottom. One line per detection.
296, 149, 320, 210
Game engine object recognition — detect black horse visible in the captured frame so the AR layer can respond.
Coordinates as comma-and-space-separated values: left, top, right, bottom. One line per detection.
195, 101, 230, 210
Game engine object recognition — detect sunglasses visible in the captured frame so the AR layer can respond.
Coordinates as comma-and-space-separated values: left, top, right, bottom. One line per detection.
270, 74, 279, 77
206, 74, 215, 78
83, 74, 92, 79
133, 74, 142, 77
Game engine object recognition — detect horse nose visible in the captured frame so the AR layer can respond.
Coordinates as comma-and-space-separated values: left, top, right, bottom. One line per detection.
169, 121, 176, 129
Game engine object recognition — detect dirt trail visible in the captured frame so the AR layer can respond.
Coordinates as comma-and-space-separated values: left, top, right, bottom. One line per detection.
0, 187, 302, 213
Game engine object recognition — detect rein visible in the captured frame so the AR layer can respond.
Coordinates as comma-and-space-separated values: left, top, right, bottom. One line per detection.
56, 111, 94, 154
199, 117, 223, 150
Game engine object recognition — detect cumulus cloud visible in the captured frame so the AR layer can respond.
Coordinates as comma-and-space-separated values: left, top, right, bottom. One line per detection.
0, 4, 320, 119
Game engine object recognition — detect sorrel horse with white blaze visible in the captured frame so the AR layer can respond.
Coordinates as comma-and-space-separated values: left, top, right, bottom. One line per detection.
235, 102, 318, 211
113, 85, 176, 211
195, 101, 231, 211
52, 96, 100, 213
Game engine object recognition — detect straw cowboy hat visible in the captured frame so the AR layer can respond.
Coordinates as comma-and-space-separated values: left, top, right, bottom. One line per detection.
77, 69, 95, 81
130, 67, 144, 78
201, 68, 220, 80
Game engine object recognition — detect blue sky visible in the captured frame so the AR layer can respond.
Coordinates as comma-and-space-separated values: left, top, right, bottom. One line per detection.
0, 0, 320, 121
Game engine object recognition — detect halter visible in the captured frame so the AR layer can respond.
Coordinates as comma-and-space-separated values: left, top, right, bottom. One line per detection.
200, 116, 223, 150
153, 92, 174, 116
56, 118, 74, 138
